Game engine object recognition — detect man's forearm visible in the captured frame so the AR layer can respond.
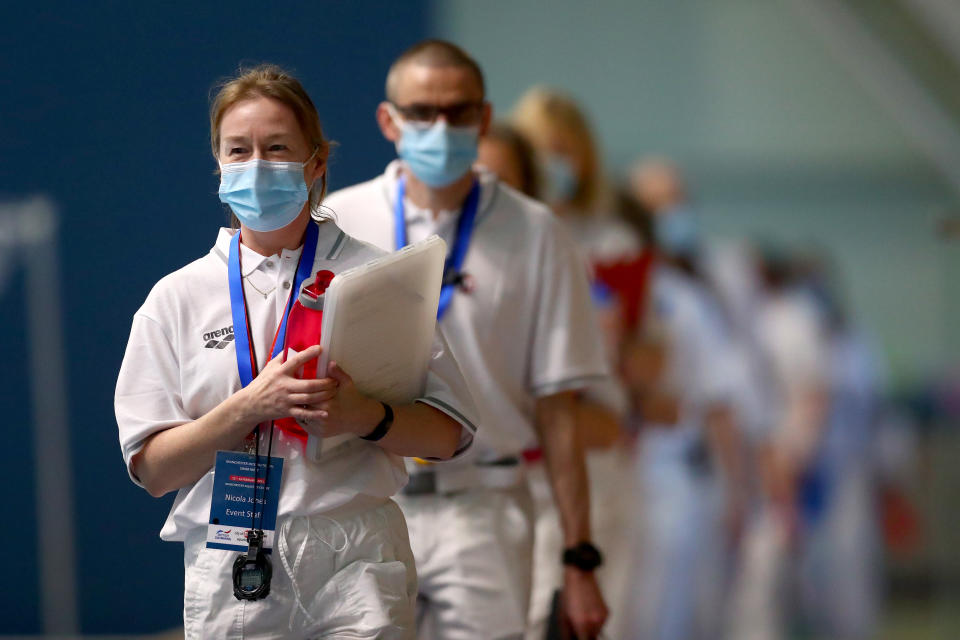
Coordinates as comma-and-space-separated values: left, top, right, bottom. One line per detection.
535, 390, 610, 636
534, 391, 591, 546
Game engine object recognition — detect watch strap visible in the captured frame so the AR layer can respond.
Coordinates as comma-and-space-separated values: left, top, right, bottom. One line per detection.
562, 541, 603, 571
360, 402, 393, 442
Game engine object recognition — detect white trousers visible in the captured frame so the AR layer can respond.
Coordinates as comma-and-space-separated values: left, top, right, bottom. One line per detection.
182, 498, 417, 639
799, 465, 879, 639
623, 437, 726, 640
725, 505, 790, 640
397, 484, 535, 640
728, 465, 879, 640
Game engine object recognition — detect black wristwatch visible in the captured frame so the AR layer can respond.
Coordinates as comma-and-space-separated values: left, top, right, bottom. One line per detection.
562, 541, 603, 571
360, 402, 394, 442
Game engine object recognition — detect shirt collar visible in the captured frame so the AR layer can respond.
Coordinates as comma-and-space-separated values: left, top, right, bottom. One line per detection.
402, 198, 458, 228
381, 159, 499, 225
211, 220, 343, 274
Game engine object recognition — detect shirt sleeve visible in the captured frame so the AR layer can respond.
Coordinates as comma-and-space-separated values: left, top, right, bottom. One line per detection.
766, 301, 830, 392
414, 326, 479, 459
115, 312, 191, 488
689, 302, 739, 408
527, 216, 611, 397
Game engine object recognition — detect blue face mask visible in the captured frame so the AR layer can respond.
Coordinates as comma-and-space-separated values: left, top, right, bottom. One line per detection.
543, 154, 578, 204
655, 205, 699, 255
394, 114, 479, 188
218, 156, 313, 232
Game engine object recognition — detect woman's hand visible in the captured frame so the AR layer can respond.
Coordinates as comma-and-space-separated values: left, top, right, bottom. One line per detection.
239, 345, 340, 425
293, 361, 383, 438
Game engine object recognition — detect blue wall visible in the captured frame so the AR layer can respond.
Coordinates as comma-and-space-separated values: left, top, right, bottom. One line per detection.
2, 2, 429, 633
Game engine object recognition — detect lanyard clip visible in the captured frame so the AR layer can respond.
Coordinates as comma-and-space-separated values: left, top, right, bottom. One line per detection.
245, 528, 265, 557
443, 269, 474, 294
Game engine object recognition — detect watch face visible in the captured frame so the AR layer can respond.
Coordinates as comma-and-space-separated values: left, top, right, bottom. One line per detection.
238, 564, 266, 592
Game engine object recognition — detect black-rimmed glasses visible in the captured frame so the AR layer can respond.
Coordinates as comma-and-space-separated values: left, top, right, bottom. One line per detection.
391, 101, 484, 127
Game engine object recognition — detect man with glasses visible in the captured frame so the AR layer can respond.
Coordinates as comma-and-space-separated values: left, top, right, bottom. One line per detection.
326, 40, 609, 639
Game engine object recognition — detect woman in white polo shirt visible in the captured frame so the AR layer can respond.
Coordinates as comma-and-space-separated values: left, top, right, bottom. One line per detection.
115, 64, 477, 639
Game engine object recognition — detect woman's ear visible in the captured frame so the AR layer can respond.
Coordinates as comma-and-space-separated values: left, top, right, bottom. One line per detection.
309, 155, 326, 187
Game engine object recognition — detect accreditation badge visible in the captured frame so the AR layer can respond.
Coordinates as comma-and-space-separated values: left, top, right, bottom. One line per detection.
206, 451, 284, 552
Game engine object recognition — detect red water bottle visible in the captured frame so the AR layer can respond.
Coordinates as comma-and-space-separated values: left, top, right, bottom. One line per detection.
275, 270, 335, 442
284, 269, 335, 375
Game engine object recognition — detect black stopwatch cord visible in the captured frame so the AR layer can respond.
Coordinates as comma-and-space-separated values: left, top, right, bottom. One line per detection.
250, 425, 260, 533
260, 421, 276, 532
248, 420, 276, 534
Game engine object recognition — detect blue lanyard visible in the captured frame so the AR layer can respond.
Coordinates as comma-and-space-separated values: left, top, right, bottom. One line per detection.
394, 176, 480, 320
228, 222, 320, 387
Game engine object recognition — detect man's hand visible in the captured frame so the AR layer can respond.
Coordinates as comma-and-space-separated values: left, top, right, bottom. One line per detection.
563, 567, 608, 639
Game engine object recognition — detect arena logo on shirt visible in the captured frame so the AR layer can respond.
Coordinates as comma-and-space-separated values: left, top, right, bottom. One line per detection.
203, 325, 235, 349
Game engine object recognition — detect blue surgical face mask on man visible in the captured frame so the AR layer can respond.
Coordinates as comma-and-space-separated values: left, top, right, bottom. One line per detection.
390, 107, 479, 187
218, 150, 317, 232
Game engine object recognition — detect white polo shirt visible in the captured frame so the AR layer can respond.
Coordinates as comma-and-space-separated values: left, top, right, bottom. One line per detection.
646, 266, 738, 439
558, 212, 642, 420
559, 212, 640, 270
115, 220, 478, 541
324, 161, 609, 460
755, 288, 830, 454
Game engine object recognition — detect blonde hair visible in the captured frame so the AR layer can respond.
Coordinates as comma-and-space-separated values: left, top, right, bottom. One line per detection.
511, 86, 602, 213
210, 64, 332, 223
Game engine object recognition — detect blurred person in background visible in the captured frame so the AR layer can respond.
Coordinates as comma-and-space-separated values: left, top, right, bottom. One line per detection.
628, 154, 765, 562
630, 158, 760, 337
114, 64, 478, 638
725, 247, 832, 640
619, 174, 746, 640
512, 86, 641, 639
477, 121, 540, 198
513, 86, 639, 266
597, 187, 658, 344
792, 253, 884, 639
628, 159, 772, 439
629, 155, 773, 520
325, 40, 609, 639
629, 156, 773, 515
